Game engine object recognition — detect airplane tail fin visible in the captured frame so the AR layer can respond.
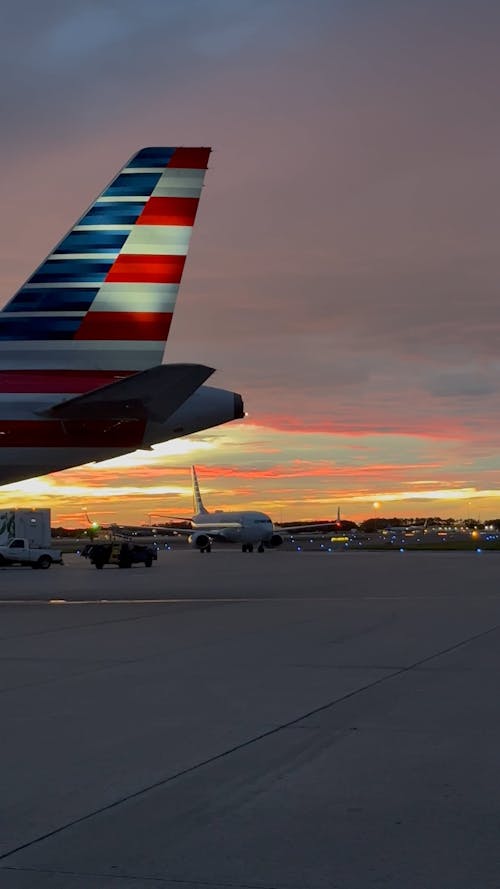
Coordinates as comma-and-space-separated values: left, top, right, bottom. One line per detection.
191, 466, 209, 515
0, 147, 210, 386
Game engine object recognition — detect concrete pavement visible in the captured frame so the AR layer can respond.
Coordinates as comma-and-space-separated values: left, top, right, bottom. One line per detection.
1, 551, 499, 887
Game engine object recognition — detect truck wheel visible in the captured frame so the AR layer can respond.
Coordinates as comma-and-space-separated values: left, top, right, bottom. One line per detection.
0, 555, 6, 567
145, 557, 153, 567
37, 555, 52, 569
94, 561, 104, 569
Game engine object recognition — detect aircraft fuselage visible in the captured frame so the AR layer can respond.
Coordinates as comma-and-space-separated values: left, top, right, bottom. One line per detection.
0, 386, 244, 486
192, 510, 274, 545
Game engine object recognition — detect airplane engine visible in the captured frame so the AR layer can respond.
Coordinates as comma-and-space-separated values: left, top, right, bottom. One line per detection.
188, 532, 211, 550
269, 534, 283, 548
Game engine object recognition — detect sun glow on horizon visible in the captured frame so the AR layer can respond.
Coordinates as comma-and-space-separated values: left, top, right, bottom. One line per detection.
1, 423, 500, 525
85, 436, 215, 470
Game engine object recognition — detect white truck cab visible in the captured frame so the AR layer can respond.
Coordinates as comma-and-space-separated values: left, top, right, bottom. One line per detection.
0, 538, 63, 569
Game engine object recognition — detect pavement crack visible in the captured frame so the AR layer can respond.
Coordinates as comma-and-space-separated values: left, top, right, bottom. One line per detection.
0, 865, 287, 888
1, 620, 499, 864
0, 607, 189, 642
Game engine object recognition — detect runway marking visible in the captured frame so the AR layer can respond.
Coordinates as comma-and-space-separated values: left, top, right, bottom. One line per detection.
3, 597, 263, 606
0, 593, 499, 606
1, 619, 500, 864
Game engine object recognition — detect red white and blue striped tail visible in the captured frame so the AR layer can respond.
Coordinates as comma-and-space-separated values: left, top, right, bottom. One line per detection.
0, 146, 210, 390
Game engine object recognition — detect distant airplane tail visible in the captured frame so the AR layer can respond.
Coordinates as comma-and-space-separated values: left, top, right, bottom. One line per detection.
191, 466, 209, 515
0, 146, 210, 389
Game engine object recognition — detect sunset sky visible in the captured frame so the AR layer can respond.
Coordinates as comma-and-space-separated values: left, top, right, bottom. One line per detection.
1, 0, 500, 525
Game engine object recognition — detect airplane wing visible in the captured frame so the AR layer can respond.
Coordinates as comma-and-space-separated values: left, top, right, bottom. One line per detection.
155, 516, 193, 523
205, 523, 242, 532
39, 363, 214, 422
278, 522, 342, 533
171, 523, 242, 537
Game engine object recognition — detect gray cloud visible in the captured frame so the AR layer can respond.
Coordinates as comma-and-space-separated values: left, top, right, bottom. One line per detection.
1, 0, 500, 445
424, 368, 499, 398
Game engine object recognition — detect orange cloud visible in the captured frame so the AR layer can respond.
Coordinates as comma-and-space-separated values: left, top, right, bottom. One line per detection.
253, 413, 473, 441
187, 460, 444, 480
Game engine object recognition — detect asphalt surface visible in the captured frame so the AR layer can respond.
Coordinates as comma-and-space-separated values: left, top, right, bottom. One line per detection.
1, 550, 500, 888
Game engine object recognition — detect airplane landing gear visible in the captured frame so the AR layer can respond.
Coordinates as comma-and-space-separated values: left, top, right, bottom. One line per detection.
242, 543, 254, 553
258, 544, 265, 553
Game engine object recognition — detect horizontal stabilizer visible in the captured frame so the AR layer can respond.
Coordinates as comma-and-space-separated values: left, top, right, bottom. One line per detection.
40, 363, 214, 421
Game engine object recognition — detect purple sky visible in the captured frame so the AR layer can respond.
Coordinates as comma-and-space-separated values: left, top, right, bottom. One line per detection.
1, 0, 500, 522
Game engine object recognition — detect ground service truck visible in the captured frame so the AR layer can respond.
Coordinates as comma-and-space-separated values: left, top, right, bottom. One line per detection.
0, 509, 63, 568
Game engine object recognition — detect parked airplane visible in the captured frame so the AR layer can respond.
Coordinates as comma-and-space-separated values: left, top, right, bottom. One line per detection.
166, 466, 284, 553
162, 467, 343, 553
0, 147, 244, 487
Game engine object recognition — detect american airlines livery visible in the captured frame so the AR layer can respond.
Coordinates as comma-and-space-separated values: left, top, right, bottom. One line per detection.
0, 147, 244, 486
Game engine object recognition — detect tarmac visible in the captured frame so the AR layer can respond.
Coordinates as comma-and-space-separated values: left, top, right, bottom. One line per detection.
1, 549, 500, 888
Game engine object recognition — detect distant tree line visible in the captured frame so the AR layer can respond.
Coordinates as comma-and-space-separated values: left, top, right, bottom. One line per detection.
51, 516, 500, 537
